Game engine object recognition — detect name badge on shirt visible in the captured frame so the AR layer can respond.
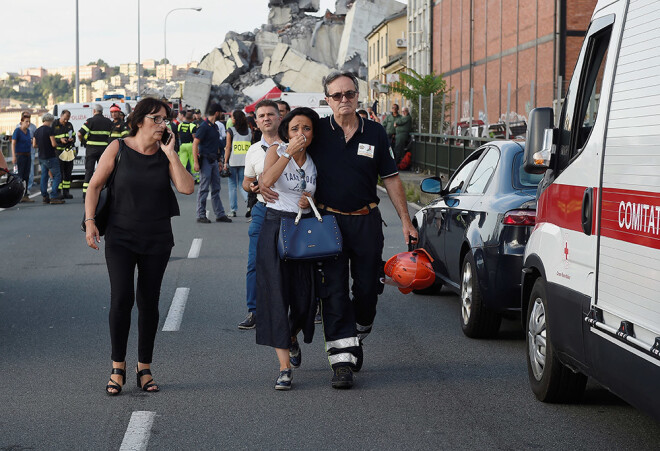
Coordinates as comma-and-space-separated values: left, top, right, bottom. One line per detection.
357, 143, 375, 158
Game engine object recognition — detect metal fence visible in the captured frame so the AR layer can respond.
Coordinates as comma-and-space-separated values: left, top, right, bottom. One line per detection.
410, 133, 494, 178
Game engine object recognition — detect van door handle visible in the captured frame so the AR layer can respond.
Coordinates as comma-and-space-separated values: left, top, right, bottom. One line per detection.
581, 187, 593, 235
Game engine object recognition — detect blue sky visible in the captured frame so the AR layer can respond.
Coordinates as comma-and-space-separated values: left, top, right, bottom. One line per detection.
1, 0, 336, 74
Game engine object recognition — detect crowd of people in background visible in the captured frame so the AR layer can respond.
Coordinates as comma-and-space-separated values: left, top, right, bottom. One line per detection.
2, 80, 417, 393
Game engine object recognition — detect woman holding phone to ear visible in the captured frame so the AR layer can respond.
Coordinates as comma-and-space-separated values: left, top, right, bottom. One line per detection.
85, 97, 194, 396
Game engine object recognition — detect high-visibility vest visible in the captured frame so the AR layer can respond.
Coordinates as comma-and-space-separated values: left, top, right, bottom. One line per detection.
178, 121, 196, 144
229, 127, 251, 167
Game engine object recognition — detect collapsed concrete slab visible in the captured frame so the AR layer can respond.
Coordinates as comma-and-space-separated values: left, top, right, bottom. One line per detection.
268, 0, 320, 12
336, 0, 404, 68
263, 43, 333, 92
198, 38, 252, 85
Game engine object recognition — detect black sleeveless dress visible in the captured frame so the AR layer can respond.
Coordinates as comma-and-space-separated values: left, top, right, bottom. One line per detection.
105, 139, 180, 255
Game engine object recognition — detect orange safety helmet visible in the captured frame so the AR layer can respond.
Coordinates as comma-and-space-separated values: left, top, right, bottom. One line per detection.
383, 248, 435, 294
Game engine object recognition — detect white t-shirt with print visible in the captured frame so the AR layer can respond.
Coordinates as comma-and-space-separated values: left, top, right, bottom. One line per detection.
268, 143, 317, 214
245, 138, 279, 203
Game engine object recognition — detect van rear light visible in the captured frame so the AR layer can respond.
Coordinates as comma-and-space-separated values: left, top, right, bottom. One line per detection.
502, 209, 536, 226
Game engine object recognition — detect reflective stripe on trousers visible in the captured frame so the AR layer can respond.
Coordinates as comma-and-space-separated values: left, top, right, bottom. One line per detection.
329, 352, 358, 366
326, 337, 359, 352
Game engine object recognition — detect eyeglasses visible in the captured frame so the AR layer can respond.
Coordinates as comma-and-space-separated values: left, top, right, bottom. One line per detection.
145, 115, 170, 125
296, 168, 306, 191
327, 90, 358, 102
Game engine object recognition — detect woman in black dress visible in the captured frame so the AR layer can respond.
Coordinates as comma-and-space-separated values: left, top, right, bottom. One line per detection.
84, 98, 194, 395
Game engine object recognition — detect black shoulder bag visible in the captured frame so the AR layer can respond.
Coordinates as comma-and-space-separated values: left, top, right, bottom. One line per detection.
81, 142, 123, 236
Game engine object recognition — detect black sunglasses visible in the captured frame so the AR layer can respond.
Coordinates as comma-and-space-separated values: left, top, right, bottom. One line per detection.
327, 90, 358, 102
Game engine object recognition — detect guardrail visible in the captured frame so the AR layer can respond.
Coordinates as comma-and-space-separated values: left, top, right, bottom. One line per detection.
411, 133, 495, 178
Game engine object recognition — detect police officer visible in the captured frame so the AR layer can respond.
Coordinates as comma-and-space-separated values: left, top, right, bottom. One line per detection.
108, 103, 129, 143
178, 110, 198, 182
263, 71, 417, 389
78, 104, 113, 197
52, 109, 75, 199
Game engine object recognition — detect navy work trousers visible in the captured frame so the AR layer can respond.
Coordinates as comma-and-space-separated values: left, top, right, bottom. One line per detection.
319, 208, 384, 367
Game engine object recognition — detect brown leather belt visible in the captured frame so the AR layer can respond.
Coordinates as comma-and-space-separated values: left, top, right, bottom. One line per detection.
317, 202, 378, 216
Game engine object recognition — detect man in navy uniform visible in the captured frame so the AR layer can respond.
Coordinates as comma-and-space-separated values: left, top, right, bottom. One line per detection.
261, 71, 417, 389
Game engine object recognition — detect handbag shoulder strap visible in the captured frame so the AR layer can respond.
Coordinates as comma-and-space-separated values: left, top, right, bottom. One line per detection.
104, 140, 123, 188
294, 196, 323, 225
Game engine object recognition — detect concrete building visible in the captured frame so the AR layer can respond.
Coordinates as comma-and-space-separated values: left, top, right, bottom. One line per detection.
142, 59, 158, 70
23, 67, 47, 79
120, 63, 142, 76
408, 0, 431, 76
79, 84, 93, 103
0, 109, 46, 135
432, 0, 598, 129
366, 8, 407, 112
156, 64, 184, 80
50, 65, 101, 82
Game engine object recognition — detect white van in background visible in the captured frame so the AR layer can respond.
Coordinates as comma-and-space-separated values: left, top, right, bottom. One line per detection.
279, 92, 334, 117
52, 99, 135, 180
522, 0, 660, 419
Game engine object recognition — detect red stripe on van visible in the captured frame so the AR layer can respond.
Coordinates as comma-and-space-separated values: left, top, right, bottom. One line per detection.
536, 184, 588, 233
600, 188, 660, 249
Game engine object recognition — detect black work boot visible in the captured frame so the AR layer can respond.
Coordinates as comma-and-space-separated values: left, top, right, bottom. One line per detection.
331, 365, 354, 389
63, 189, 73, 199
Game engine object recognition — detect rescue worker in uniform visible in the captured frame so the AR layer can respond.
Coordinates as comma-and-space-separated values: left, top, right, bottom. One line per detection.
78, 104, 113, 198
108, 104, 129, 144
178, 110, 199, 182
52, 109, 75, 199
261, 71, 417, 389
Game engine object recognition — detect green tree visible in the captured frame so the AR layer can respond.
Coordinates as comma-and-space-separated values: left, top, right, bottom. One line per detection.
389, 69, 452, 134
37, 74, 72, 103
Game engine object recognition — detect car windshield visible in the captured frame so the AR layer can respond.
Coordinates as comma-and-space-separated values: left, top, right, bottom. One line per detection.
513, 152, 544, 188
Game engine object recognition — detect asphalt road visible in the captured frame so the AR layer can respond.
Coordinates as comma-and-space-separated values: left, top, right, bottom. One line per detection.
1, 182, 658, 450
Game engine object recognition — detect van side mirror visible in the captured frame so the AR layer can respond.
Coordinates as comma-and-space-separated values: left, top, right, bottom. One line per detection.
524, 107, 554, 174
420, 177, 443, 194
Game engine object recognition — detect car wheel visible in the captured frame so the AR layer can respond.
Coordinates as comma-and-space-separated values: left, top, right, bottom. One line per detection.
526, 278, 587, 403
460, 253, 502, 338
411, 229, 442, 295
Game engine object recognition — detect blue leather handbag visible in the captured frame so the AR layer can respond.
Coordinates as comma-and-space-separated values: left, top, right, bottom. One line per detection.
277, 196, 343, 261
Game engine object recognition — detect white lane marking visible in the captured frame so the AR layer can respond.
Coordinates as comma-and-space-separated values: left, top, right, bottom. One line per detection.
162, 288, 190, 332
119, 411, 156, 451
187, 238, 202, 259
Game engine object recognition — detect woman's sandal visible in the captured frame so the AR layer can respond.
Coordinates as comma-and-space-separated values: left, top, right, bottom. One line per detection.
136, 366, 160, 392
106, 367, 126, 396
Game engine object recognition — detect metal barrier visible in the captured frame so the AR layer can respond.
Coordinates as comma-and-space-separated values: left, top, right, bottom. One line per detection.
411, 133, 495, 178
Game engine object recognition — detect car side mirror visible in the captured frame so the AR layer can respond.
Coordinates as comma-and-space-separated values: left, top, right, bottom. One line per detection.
420, 177, 442, 194
524, 107, 554, 174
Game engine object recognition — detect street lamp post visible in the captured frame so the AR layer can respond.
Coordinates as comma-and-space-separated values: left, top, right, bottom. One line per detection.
164, 7, 202, 65
137, 0, 141, 99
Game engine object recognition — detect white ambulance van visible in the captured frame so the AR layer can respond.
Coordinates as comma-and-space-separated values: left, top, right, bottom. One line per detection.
522, 0, 660, 419
52, 99, 135, 180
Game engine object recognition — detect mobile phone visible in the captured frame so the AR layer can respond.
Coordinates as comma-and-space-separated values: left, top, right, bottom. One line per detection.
161, 128, 172, 146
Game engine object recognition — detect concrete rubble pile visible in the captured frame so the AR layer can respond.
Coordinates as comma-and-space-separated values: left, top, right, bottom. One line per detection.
193, 0, 402, 110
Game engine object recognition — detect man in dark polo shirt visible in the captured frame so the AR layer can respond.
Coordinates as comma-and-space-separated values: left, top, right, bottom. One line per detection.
193, 103, 231, 223
262, 71, 417, 388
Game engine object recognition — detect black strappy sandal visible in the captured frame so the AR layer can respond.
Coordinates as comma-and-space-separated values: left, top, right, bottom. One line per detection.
136, 366, 160, 392
106, 367, 126, 396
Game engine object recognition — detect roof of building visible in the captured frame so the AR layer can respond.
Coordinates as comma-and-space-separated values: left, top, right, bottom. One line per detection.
365, 7, 407, 40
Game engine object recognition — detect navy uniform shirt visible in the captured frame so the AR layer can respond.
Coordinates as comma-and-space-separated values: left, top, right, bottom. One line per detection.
194, 118, 221, 159
308, 114, 398, 212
